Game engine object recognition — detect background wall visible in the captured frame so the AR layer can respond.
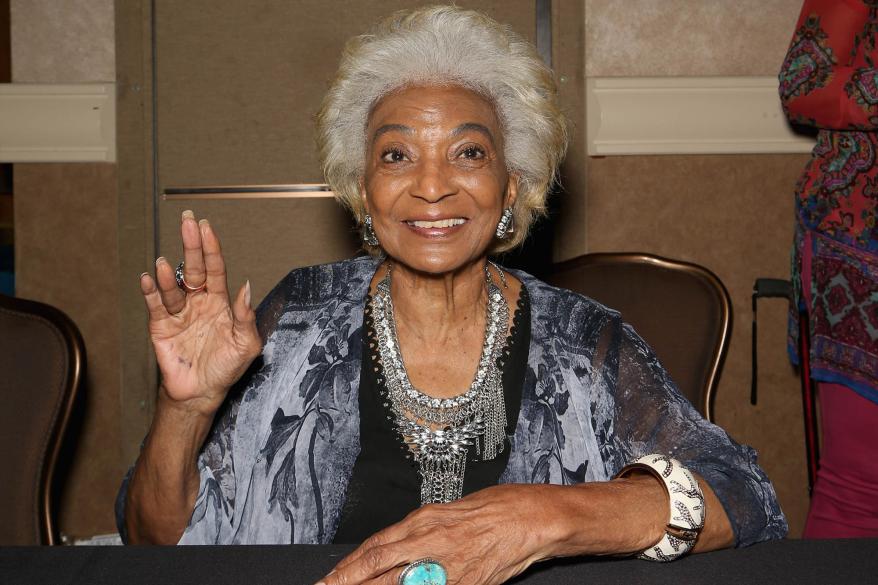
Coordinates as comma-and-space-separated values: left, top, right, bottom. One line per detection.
7, 0, 813, 539
10, 0, 121, 539
0, 0, 8, 83
583, 0, 810, 536
585, 0, 803, 77
11, 0, 114, 83
1, 1, 12, 297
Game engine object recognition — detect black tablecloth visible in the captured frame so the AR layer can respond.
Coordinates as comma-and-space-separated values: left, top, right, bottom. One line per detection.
2, 539, 877, 585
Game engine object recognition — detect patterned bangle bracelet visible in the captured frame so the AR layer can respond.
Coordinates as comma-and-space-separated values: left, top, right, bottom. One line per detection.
615, 454, 706, 562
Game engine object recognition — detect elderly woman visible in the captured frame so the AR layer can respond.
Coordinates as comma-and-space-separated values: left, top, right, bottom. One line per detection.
118, 6, 786, 585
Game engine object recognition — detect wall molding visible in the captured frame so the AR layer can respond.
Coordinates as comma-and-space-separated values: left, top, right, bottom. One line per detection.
0, 78, 810, 162
586, 76, 815, 156
0, 84, 116, 163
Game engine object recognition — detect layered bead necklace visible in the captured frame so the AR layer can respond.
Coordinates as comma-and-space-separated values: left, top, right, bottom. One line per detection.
370, 262, 509, 504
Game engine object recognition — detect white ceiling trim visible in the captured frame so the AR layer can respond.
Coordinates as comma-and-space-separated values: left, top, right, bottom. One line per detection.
0, 83, 116, 163
586, 77, 815, 156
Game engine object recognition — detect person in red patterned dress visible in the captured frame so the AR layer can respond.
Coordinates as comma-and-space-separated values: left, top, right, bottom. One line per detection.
780, 0, 878, 538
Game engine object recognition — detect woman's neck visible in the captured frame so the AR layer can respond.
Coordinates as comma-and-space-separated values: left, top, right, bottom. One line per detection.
383, 259, 489, 341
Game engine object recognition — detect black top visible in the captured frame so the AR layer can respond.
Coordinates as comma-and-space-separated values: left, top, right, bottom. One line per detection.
333, 287, 531, 544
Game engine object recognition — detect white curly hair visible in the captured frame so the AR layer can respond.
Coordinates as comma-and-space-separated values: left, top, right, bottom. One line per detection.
316, 4, 568, 253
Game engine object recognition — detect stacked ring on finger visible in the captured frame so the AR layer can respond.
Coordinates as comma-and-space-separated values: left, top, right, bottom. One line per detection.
398, 559, 447, 585
175, 261, 207, 294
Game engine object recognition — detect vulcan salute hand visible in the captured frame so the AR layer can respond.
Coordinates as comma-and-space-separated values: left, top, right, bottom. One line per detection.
139, 210, 262, 416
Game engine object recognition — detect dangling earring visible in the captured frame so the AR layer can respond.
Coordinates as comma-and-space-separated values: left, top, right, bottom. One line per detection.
495, 208, 514, 239
363, 214, 380, 247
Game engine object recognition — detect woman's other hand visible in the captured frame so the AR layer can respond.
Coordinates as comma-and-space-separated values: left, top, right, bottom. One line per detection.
140, 210, 262, 415
319, 472, 731, 585
320, 484, 561, 585
319, 479, 664, 585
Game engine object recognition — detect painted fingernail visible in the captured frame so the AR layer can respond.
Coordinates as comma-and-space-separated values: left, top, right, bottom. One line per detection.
182, 209, 195, 221
244, 280, 252, 308
139, 272, 148, 279
155, 257, 165, 267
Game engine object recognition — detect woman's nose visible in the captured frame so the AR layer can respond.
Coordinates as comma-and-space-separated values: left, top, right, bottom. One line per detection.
410, 158, 456, 202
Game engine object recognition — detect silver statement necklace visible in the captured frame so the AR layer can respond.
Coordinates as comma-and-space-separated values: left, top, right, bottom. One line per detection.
371, 262, 509, 504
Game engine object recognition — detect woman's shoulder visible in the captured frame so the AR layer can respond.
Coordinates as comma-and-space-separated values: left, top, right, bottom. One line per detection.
260, 255, 380, 311
509, 268, 622, 345
251, 255, 378, 339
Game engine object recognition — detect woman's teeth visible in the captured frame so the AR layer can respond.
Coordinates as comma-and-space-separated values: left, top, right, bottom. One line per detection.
409, 218, 466, 228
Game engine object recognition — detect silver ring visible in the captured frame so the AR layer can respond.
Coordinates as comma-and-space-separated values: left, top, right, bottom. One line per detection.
175, 261, 206, 293
398, 558, 446, 585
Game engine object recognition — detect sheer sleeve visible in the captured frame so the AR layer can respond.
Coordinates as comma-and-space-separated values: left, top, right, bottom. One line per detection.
600, 321, 788, 547
779, 0, 877, 130
180, 276, 302, 543
176, 392, 240, 544
114, 278, 293, 544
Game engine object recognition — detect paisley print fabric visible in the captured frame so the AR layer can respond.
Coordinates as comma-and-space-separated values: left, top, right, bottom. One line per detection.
781, 0, 878, 403
117, 256, 786, 548
780, 15, 836, 106
814, 131, 875, 194
851, 67, 878, 109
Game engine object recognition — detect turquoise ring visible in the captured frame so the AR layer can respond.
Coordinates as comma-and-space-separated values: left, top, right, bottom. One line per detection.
398, 558, 447, 585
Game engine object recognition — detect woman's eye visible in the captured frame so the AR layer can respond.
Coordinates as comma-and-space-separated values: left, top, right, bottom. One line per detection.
460, 145, 486, 160
381, 148, 407, 163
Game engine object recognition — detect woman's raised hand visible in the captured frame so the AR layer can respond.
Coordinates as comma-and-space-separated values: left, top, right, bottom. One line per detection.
139, 210, 262, 416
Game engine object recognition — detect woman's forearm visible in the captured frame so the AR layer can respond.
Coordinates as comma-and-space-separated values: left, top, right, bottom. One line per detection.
690, 472, 735, 552
540, 472, 734, 559
317, 474, 736, 585
124, 388, 217, 544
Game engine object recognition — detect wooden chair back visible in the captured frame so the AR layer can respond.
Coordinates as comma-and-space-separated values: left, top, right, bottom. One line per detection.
0, 294, 84, 544
546, 253, 732, 421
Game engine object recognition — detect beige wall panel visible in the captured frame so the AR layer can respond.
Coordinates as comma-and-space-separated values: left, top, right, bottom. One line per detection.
1, 0, 10, 83
585, 0, 802, 77
10, 0, 114, 83
154, 0, 534, 187
586, 153, 812, 536
115, 0, 158, 469
14, 163, 122, 538
553, 0, 588, 261
159, 198, 360, 306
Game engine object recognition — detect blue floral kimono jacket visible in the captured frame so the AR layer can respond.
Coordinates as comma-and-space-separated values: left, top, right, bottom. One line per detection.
117, 256, 787, 546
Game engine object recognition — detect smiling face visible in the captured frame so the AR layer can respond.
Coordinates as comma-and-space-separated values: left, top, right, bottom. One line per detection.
362, 84, 516, 275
